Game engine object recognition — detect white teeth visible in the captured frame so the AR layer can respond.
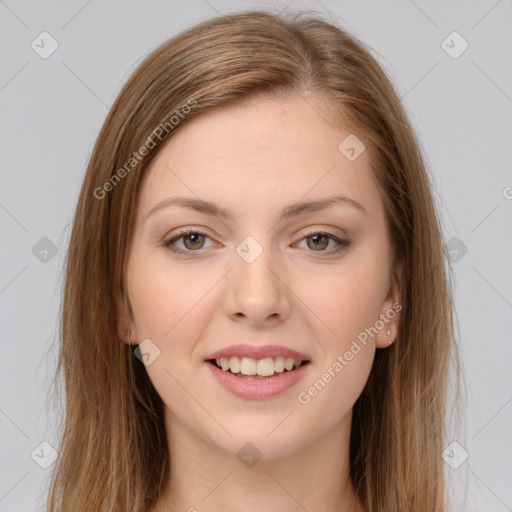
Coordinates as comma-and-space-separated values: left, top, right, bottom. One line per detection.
284, 358, 295, 371
274, 356, 285, 373
256, 357, 275, 376
214, 355, 305, 376
240, 357, 257, 375
229, 356, 241, 374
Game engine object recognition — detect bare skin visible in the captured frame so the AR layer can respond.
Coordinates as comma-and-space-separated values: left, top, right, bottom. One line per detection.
122, 93, 402, 512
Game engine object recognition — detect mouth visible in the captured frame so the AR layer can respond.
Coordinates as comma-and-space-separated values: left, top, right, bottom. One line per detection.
206, 356, 311, 379
204, 344, 312, 399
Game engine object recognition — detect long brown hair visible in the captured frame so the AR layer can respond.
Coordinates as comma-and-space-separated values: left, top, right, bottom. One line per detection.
46, 9, 464, 511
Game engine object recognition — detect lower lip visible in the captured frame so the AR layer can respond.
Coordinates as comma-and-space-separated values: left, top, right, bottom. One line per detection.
206, 361, 310, 399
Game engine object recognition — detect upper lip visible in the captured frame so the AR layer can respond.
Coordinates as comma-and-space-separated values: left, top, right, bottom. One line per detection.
206, 344, 311, 361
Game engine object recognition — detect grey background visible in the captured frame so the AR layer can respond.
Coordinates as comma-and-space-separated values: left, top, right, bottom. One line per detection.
1, 1, 511, 510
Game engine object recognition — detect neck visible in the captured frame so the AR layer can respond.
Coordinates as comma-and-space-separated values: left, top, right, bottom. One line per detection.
153, 407, 365, 512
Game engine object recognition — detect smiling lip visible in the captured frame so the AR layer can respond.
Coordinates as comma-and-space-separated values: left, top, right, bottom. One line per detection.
206, 360, 310, 399
204, 344, 311, 400
205, 344, 311, 361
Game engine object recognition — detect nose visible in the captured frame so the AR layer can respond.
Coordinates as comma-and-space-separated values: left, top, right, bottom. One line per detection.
222, 238, 291, 327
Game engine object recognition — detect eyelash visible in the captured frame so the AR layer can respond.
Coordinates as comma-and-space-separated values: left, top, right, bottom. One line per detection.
162, 228, 351, 257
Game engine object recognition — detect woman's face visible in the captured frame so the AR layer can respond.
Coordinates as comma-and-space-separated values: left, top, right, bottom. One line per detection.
124, 93, 402, 457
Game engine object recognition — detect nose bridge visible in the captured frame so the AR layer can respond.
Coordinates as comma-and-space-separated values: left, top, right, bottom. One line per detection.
234, 234, 279, 295
227, 234, 289, 322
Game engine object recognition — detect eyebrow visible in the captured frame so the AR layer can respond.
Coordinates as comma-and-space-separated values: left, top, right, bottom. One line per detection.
146, 195, 368, 222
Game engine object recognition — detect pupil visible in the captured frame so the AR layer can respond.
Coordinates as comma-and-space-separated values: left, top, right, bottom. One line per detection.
186, 233, 203, 249
309, 234, 327, 250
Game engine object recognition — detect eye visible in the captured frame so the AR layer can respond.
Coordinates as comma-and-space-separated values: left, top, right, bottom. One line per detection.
163, 229, 215, 255
162, 228, 351, 257
296, 230, 351, 255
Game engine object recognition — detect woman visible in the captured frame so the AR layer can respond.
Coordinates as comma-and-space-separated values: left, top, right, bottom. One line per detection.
47, 9, 462, 512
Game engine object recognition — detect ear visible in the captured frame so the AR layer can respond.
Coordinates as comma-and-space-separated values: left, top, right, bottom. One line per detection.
375, 258, 404, 349
116, 291, 139, 345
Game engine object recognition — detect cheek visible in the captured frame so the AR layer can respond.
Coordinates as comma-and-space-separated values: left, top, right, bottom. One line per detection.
295, 264, 382, 425
310, 256, 387, 348
127, 249, 207, 340
126, 251, 209, 397
294, 344, 374, 443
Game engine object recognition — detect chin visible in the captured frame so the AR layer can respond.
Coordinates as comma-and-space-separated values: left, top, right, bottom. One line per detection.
202, 414, 311, 461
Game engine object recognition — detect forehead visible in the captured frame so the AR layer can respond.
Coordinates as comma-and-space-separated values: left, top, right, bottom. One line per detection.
137, 94, 383, 222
